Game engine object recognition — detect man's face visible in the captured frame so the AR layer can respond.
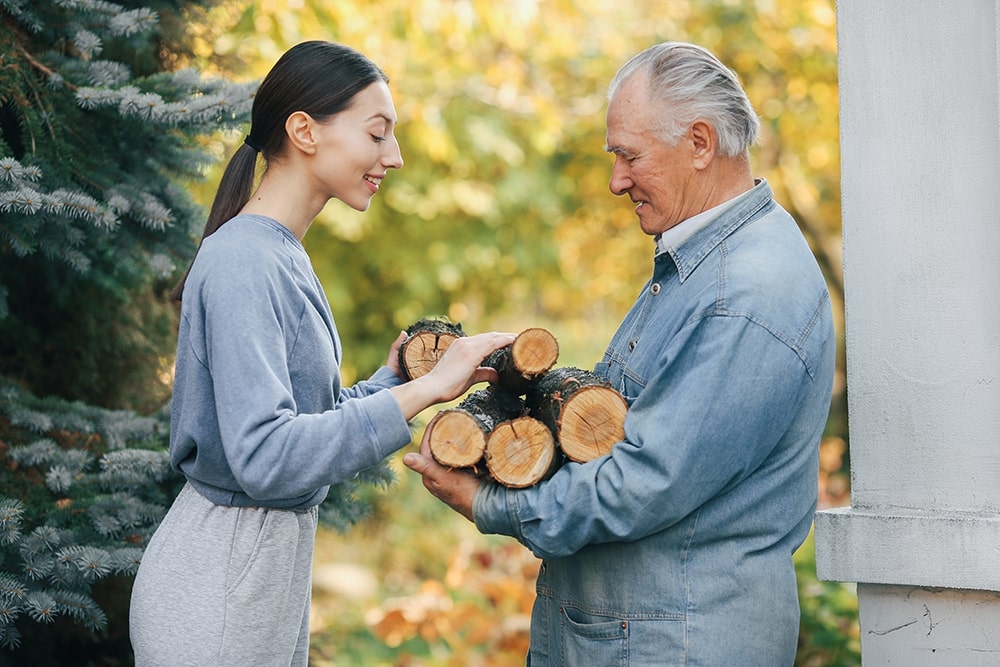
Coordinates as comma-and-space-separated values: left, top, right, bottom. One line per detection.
605, 75, 701, 236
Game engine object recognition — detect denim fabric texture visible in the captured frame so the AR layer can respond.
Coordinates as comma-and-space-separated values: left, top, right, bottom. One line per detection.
475, 180, 836, 666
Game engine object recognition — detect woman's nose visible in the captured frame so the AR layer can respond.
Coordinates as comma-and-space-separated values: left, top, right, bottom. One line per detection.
384, 136, 403, 170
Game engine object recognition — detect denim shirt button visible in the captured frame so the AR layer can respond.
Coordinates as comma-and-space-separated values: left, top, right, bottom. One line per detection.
628, 339, 637, 351
650, 282, 661, 295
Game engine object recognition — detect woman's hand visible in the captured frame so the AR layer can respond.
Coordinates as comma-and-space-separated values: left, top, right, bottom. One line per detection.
386, 330, 407, 379
420, 332, 514, 402
389, 331, 515, 420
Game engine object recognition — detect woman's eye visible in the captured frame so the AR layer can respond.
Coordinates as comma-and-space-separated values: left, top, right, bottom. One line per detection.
372, 135, 386, 144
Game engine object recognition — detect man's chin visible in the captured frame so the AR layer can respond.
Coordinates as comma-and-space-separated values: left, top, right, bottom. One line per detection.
638, 216, 662, 236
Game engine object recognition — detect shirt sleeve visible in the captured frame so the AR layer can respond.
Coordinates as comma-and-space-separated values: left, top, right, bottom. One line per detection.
473, 313, 816, 559
341, 365, 405, 400
197, 245, 412, 503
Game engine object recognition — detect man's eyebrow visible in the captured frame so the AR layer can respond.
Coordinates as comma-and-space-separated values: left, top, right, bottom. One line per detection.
604, 144, 628, 156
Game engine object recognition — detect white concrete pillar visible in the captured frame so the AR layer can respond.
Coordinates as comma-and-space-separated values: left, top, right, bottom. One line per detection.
813, 0, 1000, 664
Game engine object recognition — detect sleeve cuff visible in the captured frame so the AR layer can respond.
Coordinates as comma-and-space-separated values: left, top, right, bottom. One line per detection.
362, 385, 413, 460
369, 365, 405, 388
473, 481, 518, 539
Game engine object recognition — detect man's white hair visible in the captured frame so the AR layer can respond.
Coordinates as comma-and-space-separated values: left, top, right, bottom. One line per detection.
608, 42, 761, 158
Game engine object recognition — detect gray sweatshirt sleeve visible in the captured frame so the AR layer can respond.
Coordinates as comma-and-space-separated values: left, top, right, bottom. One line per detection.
172, 221, 412, 505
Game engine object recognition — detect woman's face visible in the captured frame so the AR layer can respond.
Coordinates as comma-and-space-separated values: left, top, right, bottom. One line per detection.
312, 80, 403, 212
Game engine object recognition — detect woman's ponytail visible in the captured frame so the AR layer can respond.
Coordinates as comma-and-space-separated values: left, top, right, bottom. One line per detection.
168, 142, 259, 301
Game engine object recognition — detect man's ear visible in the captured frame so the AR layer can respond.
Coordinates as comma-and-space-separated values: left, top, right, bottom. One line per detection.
689, 119, 716, 169
285, 111, 318, 155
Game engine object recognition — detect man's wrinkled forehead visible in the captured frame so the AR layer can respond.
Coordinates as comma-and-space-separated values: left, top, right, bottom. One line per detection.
605, 74, 654, 150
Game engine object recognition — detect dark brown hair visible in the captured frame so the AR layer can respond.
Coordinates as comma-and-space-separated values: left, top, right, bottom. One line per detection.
170, 41, 388, 300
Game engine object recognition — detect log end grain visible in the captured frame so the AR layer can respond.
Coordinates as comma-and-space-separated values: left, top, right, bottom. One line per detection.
510, 327, 560, 377
425, 409, 488, 468
400, 330, 460, 379
558, 386, 628, 462
485, 416, 557, 488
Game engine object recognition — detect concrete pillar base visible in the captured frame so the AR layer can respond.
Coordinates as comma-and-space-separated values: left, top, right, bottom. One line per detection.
855, 584, 1000, 665
815, 507, 1000, 592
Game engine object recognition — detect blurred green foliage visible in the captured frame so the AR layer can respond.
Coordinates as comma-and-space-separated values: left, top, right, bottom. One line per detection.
186, 1, 856, 664
0, 0, 855, 663
188, 0, 844, 394
795, 531, 863, 666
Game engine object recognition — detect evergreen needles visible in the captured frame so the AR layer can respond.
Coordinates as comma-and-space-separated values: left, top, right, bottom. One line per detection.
0, 380, 177, 648
0, 2, 417, 656
0, 0, 251, 653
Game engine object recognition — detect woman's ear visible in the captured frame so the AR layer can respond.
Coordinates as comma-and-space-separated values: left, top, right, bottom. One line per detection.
285, 111, 318, 155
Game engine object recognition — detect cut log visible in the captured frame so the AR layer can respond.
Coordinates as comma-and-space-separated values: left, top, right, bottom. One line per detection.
484, 327, 560, 395
425, 387, 525, 469
526, 367, 628, 463
399, 318, 466, 380
484, 416, 560, 488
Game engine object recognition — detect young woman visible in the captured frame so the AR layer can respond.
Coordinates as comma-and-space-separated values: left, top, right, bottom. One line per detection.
129, 41, 513, 666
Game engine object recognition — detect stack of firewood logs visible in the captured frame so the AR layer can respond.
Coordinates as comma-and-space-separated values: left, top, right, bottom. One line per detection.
399, 318, 629, 488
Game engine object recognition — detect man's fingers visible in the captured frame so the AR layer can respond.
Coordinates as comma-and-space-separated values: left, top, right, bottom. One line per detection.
403, 449, 479, 522
404, 450, 447, 482
403, 451, 431, 475
403, 451, 451, 498
417, 425, 432, 453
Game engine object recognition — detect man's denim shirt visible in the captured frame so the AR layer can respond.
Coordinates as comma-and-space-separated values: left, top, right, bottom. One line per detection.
474, 180, 836, 666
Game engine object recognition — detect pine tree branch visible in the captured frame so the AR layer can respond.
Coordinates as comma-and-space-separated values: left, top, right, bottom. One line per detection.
18, 45, 74, 91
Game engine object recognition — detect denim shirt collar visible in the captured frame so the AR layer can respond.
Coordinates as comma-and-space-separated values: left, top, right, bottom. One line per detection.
658, 178, 775, 283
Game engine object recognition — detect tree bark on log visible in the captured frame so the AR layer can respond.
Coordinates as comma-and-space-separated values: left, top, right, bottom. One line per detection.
526, 367, 628, 463
484, 416, 560, 488
425, 386, 525, 469
398, 318, 466, 380
484, 327, 560, 395
408, 318, 629, 486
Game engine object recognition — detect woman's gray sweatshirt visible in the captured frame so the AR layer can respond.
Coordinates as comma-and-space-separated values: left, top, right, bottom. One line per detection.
170, 214, 411, 509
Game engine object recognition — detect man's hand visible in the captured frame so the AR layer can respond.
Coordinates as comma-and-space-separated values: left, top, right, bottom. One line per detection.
403, 430, 483, 522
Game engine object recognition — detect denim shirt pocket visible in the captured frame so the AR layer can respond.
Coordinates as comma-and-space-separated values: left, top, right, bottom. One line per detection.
559, 605, 687, 666
559, 605, 628, 666
595, 360, 647, 405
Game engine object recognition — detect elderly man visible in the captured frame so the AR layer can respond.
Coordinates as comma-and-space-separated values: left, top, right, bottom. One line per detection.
405, 41, 836, 666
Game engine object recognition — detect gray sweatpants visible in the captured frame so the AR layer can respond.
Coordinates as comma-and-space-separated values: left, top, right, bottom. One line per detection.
129, 483, 318, 666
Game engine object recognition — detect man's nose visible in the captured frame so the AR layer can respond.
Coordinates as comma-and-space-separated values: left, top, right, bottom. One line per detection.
608, 160, 631, 196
